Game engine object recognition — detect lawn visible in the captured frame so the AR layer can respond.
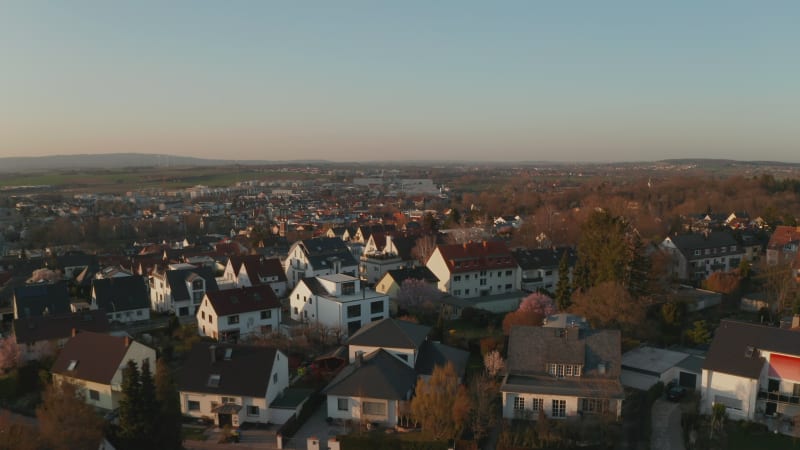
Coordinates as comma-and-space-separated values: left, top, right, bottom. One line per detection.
182, 425, 208, 441
726, 424, 800, 450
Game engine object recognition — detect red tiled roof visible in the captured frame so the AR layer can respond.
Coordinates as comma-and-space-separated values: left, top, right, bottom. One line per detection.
51, 331, 134, 385
436, 241, 517, 273
768, 226, 800, 250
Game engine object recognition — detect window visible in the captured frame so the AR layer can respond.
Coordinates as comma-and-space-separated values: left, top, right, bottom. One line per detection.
370, 301, 384, 314
347, 304, 361, 318
338, 398, 348, 411
260, 310, 272, 320
694, 250, 701, 256
293, 307, 298, 315
505, 284, 512, 290
565, 365, 573, 376
228, 315, 239, 325
464, 289, 470, 295
505, 270, 512, 276
209, 315, 213, 324
531, 398, 543, 411
552, 400, 566, 418
580, 398, 609, 414
201, 311, 206, 320
273, 373, 278, 383
136, 310, 143, 316
465, 274, 470, 280
453, 275, 461, 282
730, 245, 737, 251
794, 383, 800, 397
397, 354, 409, 362
89, 389, 99, 401
453, 289, 461, 296
342, 282, 356, 295
480, 279, 487, 286
514, 397, 525, 411
363, 401, 386, 416
188, 400, 200, 411
480, 271, 487, 276
221, 396, 236, 404
247, 405, 259, 416
193, 291, 203, 304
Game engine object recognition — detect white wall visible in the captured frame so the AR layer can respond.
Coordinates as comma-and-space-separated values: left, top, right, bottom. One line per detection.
701, 369, 758, 420
326, 396, 398, 427
348, 345, 415, 367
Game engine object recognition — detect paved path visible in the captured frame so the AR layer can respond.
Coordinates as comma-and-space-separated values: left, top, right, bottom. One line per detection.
651, 399, 684, 450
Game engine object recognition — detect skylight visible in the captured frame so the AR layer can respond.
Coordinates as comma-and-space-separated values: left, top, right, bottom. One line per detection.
67, 360, 78, 371
208, 374, 221, 387
224, 348, 233, 360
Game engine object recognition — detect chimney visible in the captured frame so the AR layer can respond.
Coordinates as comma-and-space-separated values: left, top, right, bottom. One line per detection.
210, 344, 217, 363
483, 241, 488, 248
355, 351, 364, 366
71, 327, 78, 337
793, 314, 800, 329
124, 336, 131, 347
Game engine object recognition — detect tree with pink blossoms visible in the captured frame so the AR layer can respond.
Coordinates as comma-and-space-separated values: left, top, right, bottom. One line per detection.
0, 335, 21, 375
502, 292, 557, 335
396, 278, 442, 311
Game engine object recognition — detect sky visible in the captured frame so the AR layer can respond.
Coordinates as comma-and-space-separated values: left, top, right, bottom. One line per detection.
1, 1, 798, 163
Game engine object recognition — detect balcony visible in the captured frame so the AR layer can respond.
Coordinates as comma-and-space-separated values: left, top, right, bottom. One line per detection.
758, 390, 800, 405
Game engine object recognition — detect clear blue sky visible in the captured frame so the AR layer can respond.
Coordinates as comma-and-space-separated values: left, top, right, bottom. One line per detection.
1, 1, 798, 162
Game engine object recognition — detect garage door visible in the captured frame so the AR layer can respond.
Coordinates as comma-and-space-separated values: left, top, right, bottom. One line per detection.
679, 371, 697, 389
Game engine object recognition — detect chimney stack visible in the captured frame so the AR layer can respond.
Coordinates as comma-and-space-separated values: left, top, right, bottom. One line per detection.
124, 336, 131, 347
71, 327, 78, 337
210, 344, 217, 363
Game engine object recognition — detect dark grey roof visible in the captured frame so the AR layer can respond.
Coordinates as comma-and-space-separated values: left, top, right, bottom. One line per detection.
13, 281, 71, 318
55, 253, 98, 269
165, 268, 219, 302
507, 326, 621, 378
385, 267, 439, 285
323, 349, 417, 400
390, 236, 418, 261
347, 318, 430, 350
297, 237, 358, 270
13, 309, 110, 344
704, 320, 800, 379
92, 276, 149, 312
512, 247, 576, 271
415, 341, 470, 378
300, 277, 329, 296
178, 342, 279, 398
667, 231, 743, 261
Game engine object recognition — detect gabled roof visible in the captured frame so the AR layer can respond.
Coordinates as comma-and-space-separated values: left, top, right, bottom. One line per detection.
296, 237, 358, 269
204, 285, 280, 317
390, 236, 418, 261
415, 341, 470, 378
704, 320, 800, 379
665, 231, 741, 260
323, 349, 416, 400
178, 342, 279, 398
55, 253, 97, 269
92, 275, 149, 312
384, 267, 439, 285
51, 331, 135, 385
13, 309, 110, 345
433, 241, 517, 274
507, 326, 621, 378
164, 268, 219, 302
299, 277, 330, 296
347, 318, 430, 350
768, 226, 800, 250
512, 247, 576, 271
229, 256, 287, 284
13, 281, 71, 318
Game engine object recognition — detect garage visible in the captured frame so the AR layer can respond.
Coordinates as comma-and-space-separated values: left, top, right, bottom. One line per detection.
679, 371, 697, 389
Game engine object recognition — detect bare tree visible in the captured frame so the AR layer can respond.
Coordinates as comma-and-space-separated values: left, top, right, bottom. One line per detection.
412, 234, 437, 265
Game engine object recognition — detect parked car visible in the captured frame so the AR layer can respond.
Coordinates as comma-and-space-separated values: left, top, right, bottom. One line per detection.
666, 384, 687, 402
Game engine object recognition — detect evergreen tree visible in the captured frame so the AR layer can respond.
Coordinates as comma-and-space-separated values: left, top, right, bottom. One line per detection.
118, 360, 142, 445
626, 233, 652, 299
554, 251, 572, 310
155, 358, 184, 450
139, 360, 159, 440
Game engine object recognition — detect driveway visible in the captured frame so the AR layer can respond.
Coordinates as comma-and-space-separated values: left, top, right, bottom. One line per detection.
651, 399, 685, 450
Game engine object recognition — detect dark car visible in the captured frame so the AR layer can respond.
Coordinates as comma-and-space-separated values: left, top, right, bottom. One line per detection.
666, 384, 687, 402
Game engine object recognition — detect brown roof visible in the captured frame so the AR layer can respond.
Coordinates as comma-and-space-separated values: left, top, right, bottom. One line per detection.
51, 331, 134, 385
178, 342, 279, 398
768, 226, 800, 250
229, 256, 287, 284
203, 285, 280, 317
13, 310, 110, 345
434, 241, 517, 274
704, 320, 800, 379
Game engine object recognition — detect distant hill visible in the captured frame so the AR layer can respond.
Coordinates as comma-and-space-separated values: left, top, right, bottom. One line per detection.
0, 153, 337, 173
658, 158, 800, 168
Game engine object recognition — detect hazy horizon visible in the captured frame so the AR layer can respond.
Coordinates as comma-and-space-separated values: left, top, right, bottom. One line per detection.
2, 2, 798, 163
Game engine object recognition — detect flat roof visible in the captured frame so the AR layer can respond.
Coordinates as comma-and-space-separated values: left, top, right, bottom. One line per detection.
318, 273, 358, 283
621, 346, 690, 375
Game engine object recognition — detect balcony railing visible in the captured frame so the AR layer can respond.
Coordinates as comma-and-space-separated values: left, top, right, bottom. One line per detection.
758, 390, 800, 405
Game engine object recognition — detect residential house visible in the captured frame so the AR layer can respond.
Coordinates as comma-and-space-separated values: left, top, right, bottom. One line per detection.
91, 276, 151, 323
660, 231, 746, 281
766, 226, 800, 266
426, 241, 521, 299
54, 252, 98, 280
359, 234, 417, 284
196, 285, 282, 342
324, 318, 469, 427
51, 331, 156, 411
221, 255, 288, 298
13, 281, 71, 319
512, 247, 576, 293
178, 342, 289, 426
149, 267, 219, 317
501, 326, 624, 420
289, 274, 389, 336
701, 320, 800, 422
621, 346, 704, 391
375, 267, 439, 300
283, 237, 359, 289
13, 310, 110, 362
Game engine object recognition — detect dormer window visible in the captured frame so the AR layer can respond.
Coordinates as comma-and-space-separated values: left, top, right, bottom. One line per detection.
67, 360, 78, 371
208, 374, 221, 387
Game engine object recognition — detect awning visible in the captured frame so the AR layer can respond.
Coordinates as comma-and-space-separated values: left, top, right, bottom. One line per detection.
768, 354, 800, 382
212, 403, 242, 414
